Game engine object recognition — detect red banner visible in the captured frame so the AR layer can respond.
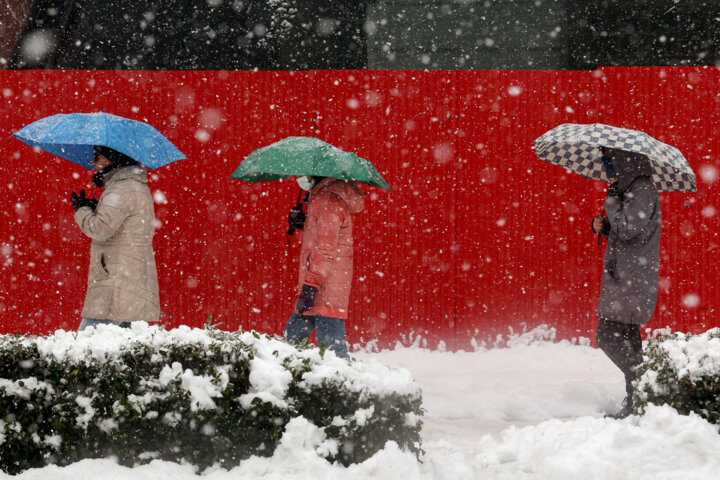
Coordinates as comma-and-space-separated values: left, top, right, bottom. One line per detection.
0, 68, 717, 349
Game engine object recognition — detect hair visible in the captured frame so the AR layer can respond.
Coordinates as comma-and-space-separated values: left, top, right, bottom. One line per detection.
94, 146, 139, 166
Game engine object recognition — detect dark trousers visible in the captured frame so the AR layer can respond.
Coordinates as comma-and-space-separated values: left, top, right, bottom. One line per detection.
596, 318, 643, 397
284, 312, 349, 358
79, 318, 131, 331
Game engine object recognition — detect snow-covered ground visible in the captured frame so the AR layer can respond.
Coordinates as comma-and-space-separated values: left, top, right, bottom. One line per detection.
8, 337, 720, 480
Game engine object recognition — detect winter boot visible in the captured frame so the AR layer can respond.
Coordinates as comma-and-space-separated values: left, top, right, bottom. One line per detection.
605, 395, 633, 419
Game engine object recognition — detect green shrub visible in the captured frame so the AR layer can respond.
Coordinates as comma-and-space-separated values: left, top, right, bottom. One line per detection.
0, 323, 423, 474
634, 328, 720, 424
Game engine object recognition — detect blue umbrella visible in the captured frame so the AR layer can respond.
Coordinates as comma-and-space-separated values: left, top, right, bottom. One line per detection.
13, 112, 186, 169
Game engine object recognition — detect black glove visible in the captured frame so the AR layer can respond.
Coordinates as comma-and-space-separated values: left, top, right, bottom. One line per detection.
71, 189, 98, 212
296, 284, 318, 314
607, 181, 620, 198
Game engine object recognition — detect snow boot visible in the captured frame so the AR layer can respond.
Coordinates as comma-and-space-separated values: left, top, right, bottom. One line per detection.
605, 396, 633, 419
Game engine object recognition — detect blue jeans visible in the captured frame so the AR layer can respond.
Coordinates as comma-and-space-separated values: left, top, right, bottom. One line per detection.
283, 313, 348, 358
79, 318, 131, 331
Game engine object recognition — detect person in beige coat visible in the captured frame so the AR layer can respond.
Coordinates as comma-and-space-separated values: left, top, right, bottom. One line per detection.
72, 146, 160, 330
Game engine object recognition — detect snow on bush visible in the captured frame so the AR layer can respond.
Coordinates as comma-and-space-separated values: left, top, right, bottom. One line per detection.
0, 323, 423, 474
635, 328, 720, 424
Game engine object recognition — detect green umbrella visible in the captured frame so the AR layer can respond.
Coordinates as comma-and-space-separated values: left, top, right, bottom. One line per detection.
230, 136, 391, 190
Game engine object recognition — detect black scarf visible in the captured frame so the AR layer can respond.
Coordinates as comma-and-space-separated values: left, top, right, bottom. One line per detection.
91, 163, 122, 187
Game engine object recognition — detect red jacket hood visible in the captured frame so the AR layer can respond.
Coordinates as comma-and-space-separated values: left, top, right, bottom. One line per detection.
312, 178, 365, 214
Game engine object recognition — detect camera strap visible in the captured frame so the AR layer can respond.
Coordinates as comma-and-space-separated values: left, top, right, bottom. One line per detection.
287, 189, 308, 245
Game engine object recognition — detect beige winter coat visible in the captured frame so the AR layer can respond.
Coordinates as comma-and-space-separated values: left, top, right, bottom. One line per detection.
74, 166, 160, 323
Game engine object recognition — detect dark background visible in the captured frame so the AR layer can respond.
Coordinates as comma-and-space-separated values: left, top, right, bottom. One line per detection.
2, 0, 718, 70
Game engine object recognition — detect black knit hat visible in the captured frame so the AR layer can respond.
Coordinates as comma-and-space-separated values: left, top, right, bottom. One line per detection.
93, 146, 138, 166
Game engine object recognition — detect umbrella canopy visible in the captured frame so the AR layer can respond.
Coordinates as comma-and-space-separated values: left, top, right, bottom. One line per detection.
231, 136, 391, 190
533, 123, 696, 192
13, 112, 186, 170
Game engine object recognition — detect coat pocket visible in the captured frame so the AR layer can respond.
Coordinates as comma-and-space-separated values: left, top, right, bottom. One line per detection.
91, 251, 110, 279
100, 254, 109, 274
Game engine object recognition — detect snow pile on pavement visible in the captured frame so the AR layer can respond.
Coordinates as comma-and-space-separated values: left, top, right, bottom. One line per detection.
463, 405, 720, 480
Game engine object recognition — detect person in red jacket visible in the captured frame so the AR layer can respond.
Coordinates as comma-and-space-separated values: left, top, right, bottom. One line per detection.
283, 175, 365, 358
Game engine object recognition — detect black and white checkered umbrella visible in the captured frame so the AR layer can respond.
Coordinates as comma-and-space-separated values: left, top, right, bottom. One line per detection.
533, 123, 696, 192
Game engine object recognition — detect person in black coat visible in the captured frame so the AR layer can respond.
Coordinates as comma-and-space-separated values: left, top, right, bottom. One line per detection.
592, 148, 661, 419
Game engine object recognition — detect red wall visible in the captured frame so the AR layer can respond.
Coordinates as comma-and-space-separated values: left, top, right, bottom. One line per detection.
0, 68, 718, 350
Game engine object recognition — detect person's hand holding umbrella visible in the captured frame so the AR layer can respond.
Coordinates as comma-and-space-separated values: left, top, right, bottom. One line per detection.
70, 189, 98, 212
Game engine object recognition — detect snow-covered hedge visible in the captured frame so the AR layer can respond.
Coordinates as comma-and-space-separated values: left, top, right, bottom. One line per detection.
635, 328, 720, 424
0, 323, 423, 474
